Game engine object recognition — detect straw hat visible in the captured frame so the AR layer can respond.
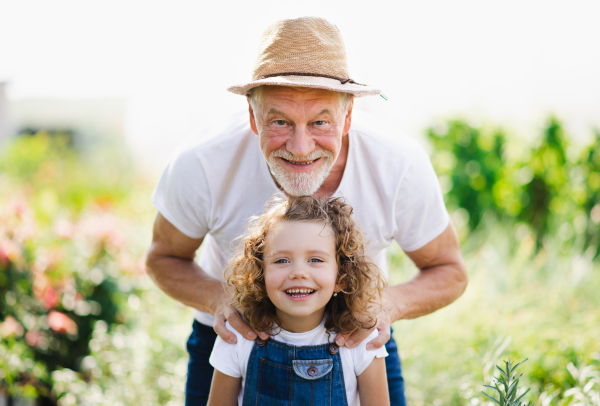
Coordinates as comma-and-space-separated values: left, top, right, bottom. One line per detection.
227, 17, 382, 97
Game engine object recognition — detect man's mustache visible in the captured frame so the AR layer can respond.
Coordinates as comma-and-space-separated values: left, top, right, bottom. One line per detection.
270, 149, 333, 162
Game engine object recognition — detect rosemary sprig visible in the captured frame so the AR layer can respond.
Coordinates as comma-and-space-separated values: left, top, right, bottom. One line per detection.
482, 357, 534, 406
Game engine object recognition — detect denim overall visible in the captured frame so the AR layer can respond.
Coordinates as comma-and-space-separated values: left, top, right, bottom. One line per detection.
241, 337, 348, 406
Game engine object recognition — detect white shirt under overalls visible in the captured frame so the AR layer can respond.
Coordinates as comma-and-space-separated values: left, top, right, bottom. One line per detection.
210, 320, 388, 406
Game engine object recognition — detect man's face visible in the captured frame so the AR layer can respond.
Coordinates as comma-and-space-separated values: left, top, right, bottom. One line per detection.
248, 86, 353, 196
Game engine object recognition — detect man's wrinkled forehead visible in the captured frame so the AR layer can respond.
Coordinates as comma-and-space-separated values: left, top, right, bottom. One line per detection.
251, 85, 351, 117
265, 107, 338, 119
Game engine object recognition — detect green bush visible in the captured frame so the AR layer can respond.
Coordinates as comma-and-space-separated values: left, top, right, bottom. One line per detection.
0, 134, 148, 401
427, 118, 600, 256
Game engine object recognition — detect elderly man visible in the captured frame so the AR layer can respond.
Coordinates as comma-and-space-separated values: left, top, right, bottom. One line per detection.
146, 17, 467, 406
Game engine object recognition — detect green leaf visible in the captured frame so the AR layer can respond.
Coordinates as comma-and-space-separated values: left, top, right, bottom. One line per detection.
497, 365, 509, 380
511, 359, 529, 374
513, 388, 531, 404
482, 391, 501, 405
508, 379, 518, 400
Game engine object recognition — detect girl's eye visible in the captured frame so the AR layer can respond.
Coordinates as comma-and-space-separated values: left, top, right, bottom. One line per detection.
274, 258, 290, 264
309, 258, 323, 263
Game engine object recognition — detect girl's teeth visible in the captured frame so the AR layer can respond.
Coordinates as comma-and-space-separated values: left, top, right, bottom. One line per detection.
287, 289, 314, 294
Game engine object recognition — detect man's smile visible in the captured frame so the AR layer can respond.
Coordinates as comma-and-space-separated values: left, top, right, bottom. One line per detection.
280, 157, 321, 167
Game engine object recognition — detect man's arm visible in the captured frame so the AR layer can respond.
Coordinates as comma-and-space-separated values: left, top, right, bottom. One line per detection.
145, 213, 269, 343
336, 221, 467, 349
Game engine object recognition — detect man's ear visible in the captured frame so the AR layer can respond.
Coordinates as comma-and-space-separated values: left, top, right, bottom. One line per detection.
342, 96, 354, 135
247, 96, 259, 135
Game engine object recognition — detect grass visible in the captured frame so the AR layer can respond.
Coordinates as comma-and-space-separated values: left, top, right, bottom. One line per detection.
388, 215, 600, 405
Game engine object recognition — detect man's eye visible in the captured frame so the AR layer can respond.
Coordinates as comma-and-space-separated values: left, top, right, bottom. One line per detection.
274, 120, 286, 126
274, 258, 290, 264
314, 120, 326, 126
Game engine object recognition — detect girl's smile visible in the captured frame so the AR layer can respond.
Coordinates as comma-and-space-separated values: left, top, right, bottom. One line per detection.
285, 287, 316, 300
263, 220, 340, 333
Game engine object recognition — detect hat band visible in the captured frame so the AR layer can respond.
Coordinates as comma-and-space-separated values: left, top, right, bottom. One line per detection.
255, 72, 362, 85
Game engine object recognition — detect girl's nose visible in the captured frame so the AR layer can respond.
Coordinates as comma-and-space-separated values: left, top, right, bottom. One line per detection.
289, 264, 309, 279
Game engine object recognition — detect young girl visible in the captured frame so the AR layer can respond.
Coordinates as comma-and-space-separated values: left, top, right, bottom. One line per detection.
207, 196, 390, 406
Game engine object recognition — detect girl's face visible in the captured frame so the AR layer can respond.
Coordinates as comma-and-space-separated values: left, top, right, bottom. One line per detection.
263, 220, 340, 333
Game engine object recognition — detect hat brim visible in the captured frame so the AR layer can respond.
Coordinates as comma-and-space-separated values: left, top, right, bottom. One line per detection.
227, 75, 381, 97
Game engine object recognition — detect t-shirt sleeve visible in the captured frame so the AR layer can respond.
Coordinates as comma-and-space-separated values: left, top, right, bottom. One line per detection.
151, 146, 211, 239
393, 146, 450, 252
353, 330, 389, 376
209, 333, 243, 378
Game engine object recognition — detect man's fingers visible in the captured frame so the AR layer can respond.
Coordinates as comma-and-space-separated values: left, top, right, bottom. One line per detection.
335, 332, 351, 347
366, 324, 391, 350
345, 327, 376, 349
225, 308, 265, 341
213, 315, 237, 344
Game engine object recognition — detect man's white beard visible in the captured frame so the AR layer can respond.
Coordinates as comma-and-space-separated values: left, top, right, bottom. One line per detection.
266, 149, 335, 196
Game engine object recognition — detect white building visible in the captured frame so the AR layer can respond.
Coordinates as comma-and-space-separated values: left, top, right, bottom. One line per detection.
0, 83, 126, 149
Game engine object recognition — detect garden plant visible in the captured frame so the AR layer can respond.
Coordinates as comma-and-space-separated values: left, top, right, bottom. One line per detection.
1, 117, 599, 405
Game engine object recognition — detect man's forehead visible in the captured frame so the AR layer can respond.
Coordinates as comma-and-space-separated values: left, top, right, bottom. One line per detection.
261, 85, 343, 100
265, 107, 336, 117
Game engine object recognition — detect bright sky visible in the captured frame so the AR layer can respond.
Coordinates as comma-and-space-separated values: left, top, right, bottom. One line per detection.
1, 0, 599, 169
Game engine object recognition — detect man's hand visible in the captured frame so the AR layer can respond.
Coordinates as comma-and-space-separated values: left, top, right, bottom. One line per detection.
335, 221, 467, 350
335, 296, 397, 350
212, 299, 270, 344
147, 213, 271, 344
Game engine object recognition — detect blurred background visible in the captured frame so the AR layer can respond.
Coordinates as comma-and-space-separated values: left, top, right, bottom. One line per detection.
1, 1, 599, 405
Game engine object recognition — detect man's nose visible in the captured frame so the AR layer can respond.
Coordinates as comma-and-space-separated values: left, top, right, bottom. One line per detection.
286, 126, 315, 157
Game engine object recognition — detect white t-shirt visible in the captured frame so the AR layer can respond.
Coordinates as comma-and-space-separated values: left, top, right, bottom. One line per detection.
152, 110, 450, 326
209, 320, 388, 406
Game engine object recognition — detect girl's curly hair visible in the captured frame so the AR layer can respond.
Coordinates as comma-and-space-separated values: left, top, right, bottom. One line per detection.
225, 196, 387, 335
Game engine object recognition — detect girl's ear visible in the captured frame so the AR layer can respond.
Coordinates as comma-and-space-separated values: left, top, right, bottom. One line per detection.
334, 275, 347, 293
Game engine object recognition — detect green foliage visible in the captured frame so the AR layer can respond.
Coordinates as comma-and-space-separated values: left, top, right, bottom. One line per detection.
0, 132, 136, 222
482, 358, 533, 406
388, 214, 600, 406
427, 117, 600, 256
0, 133, 149, 401
49, 290, 192, 406
2, 121, 599, 405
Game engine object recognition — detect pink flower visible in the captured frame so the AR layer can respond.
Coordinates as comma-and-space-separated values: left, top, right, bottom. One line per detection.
53, 219, 75, 239
25, 330, 44, 347
0, 237, 22, 266
76, 211, 127, 250
48, 311, 78, 335
0, 316, 24, 338
43, 288, 58, 309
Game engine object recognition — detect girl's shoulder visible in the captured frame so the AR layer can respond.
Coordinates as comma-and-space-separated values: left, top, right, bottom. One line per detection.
340, 329, 389, 376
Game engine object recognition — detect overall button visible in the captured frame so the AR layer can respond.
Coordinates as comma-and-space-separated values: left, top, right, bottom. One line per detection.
329, 343, 339, 355
292, 359, 333, 380
256, 338, 267, 347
